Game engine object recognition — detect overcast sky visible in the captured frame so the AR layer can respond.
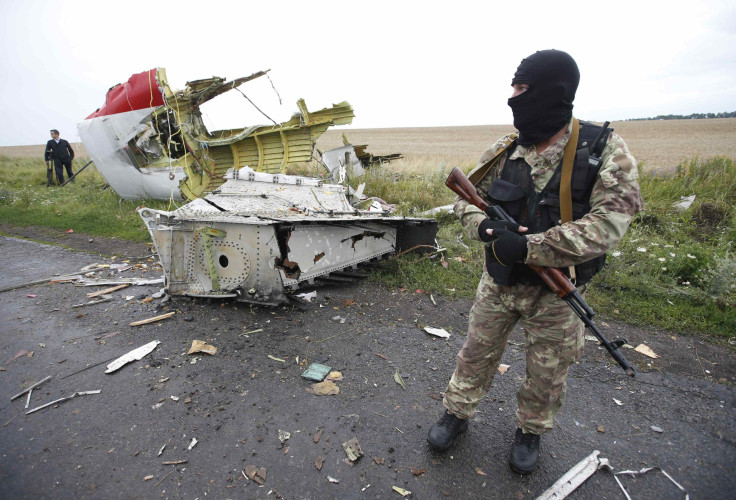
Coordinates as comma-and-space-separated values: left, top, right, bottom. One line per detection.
1, 0, 734, 147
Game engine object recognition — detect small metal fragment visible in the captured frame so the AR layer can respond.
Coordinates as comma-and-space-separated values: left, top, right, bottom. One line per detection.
11, 375, 52, 401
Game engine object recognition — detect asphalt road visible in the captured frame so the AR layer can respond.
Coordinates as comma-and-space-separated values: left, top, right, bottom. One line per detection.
0, 235, 734, 499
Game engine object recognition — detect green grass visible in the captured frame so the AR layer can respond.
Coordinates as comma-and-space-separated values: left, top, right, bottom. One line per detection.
0, 157, 175, 241
1, 155, 734, 337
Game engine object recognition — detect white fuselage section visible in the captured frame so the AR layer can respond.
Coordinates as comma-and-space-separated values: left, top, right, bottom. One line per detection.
78, 107, 185, 200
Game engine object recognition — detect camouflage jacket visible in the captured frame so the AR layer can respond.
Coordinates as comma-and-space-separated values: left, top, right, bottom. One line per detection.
454, 121, 644, 268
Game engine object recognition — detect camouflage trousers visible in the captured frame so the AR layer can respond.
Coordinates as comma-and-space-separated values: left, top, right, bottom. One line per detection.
443, 271, 585, 434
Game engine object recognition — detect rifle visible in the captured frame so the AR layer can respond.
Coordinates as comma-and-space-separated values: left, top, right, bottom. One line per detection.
445, 166, 635, 377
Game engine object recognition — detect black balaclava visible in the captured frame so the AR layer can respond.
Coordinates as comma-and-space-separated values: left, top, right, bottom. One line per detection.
508, 49, 580, 145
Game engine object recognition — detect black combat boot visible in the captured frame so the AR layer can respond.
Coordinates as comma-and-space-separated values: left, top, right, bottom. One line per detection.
427, 411, 468, 450
509, 428, 541, 474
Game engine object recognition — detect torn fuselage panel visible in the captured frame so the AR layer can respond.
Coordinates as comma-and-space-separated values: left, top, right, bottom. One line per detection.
140, 168, 438, 306
79, 68, 354, 201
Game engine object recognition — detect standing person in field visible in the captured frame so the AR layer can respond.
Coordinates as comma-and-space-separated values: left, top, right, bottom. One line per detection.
427, 49, 643, 474
45, 129, 75, 185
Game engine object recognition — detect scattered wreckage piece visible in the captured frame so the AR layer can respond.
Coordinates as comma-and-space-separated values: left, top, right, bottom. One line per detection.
342, 133, 403, 168
129, 312, 175, 327
78, 67, 355, 201
72, 277, 164, 287
26, 390, 101, 415
11, 375, 53, 401
536, 450, 611, 500
614, 467, 689, 500
72, 294, 113, 308
139, 167, 438, 306
105, 341, 161, 373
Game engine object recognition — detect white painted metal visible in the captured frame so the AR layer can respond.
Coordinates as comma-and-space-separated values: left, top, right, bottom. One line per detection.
536, 450, 604, 500
78, 107, 185, 200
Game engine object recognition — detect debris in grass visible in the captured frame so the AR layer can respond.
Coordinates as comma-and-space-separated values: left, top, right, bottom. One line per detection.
105, 341, 160, 373
129, 312, 175, 327
342, 437, 364, 462
306, 380, 339, 396
394, 368, 406, 390
423, 326, 450, 339
672, 194, 695, 211
497, 364, 511, 375
301, 363, 332, 382
187, 340, 217, 356
634, 344, 659, 359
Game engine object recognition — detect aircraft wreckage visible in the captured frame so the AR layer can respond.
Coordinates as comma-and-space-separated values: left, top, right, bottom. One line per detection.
78, 68, 358, 200
80, 67, 437, 305
139, 167, 437, 306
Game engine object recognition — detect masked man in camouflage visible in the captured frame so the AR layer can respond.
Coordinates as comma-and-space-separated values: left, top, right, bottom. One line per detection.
427, 50, 643, 474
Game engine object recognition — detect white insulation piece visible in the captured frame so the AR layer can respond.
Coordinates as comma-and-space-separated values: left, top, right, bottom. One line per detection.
105, 341, 161, 373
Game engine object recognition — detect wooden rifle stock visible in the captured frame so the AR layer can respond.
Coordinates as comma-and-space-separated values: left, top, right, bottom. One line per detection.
445, 167, 635, 377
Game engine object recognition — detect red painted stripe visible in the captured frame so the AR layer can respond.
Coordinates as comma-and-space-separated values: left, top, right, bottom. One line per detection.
86, 69, 165, 119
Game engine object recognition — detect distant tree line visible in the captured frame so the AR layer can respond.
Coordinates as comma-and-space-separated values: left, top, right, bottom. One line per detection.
628, 111, 736, 121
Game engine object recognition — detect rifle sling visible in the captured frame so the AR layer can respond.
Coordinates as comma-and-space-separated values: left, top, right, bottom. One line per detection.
560, 117, 580, 281
468, 134, 518, 186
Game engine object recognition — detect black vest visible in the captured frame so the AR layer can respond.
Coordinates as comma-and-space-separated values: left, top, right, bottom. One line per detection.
486, 120, 610, 287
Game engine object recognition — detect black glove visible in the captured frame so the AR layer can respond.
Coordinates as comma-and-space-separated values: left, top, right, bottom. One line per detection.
478, 219, 520, 242
488, 228, 528, 266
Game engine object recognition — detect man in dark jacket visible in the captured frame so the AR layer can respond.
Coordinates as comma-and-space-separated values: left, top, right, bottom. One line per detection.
44, 129, 75, 185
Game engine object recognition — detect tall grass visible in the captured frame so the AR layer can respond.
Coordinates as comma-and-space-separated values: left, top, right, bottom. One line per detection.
0, 157, 173, 241
1, 155, 734, 336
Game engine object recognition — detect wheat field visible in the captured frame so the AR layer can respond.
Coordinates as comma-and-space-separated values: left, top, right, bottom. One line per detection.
3, 118, 734, 174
